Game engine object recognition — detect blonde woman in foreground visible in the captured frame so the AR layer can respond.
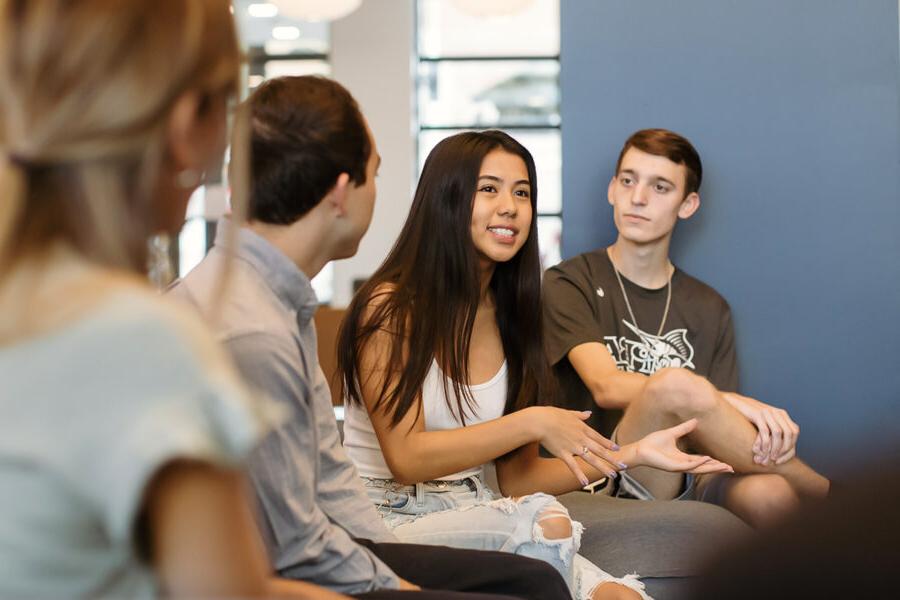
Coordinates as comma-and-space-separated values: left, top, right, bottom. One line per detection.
0, 0, 342, 597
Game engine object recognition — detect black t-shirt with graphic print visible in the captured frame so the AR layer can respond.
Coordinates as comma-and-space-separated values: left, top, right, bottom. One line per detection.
542, 248, 738, 437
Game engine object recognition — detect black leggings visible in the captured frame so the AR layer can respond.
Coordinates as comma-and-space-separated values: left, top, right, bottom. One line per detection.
352, 539, 571, 600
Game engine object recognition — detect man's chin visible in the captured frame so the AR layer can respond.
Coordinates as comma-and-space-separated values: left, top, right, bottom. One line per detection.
618, 231, 668, 247
333, 238, 363, 262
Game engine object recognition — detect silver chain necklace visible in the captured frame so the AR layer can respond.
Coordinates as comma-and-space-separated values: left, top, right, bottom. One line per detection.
607, 247, 673, 337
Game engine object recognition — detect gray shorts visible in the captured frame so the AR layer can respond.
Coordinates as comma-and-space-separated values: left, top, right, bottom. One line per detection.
595, 427, 726, 503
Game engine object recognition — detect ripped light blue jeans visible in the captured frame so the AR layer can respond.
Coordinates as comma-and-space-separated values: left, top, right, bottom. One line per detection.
363, 475, 650, 600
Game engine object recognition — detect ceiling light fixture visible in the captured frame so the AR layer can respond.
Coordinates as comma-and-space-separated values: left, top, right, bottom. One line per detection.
270, 0, 362, 22
272, 25, 301, 40
248, 3, 279, 18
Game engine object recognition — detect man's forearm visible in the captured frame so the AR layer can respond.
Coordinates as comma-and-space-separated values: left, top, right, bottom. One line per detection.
568, 342, 648, 410
585, 369, 647, 410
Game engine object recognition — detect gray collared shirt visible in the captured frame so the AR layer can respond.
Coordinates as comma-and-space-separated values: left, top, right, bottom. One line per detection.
170, 220, 398, 594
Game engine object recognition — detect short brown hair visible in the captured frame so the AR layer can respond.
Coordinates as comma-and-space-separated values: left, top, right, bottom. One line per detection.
615, 129, 702, 196
243, 76, 371, 225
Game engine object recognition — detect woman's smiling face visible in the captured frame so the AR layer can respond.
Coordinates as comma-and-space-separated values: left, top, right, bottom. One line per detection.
469, 148, 533, 266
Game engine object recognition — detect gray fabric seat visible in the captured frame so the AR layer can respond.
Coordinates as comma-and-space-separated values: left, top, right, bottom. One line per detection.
558, 491, 751, 599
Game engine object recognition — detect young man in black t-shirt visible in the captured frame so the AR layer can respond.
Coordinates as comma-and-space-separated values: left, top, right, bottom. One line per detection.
542, 129, 829, 527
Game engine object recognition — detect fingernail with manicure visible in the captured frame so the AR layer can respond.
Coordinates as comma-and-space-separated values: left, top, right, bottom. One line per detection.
612, 444, 621, 451
618, 462, 628, 469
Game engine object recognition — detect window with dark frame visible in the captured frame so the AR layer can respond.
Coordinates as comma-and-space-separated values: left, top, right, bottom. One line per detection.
415, 0, 562, 268
177, 2, 335, 302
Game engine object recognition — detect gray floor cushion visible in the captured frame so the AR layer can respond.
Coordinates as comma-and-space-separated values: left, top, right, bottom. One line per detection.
559, 491, 751, 598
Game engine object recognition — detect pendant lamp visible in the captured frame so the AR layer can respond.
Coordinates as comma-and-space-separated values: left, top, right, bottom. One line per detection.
270, 0, 362, 22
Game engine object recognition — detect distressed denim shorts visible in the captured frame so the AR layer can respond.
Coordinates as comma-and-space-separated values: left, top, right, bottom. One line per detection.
363, 475, 651, 600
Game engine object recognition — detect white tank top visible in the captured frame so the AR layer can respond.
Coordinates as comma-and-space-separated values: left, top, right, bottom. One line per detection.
343, 359, 508, 481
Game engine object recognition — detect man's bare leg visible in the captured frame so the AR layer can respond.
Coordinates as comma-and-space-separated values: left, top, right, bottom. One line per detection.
615, 368, 829, 519
697, 473, 802, 528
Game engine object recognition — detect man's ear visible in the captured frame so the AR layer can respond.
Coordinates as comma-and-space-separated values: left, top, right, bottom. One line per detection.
325, 173, 352, 216
607, 176, 617, 207
678, 192, 700, 219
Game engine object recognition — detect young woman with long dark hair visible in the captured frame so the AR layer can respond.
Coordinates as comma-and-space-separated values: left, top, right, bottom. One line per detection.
339, 131, 732, 600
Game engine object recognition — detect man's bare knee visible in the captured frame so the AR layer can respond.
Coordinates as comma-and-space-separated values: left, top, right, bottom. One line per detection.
727, 474, 800, 528
644, 367, 716, 418
751, 475, 800, 512
537, 515, 572, 540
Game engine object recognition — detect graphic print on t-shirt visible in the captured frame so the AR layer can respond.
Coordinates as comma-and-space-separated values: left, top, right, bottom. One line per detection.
604, 320, 695, 375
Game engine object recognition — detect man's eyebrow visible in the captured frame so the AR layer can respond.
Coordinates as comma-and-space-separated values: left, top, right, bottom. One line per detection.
620, 170, 677, 188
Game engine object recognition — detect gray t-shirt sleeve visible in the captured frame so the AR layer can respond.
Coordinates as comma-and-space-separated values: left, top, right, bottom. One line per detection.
542, 261, 606, 366
91, 384, 264, 545
226, 333, 399, 593
62, 298, 274, 547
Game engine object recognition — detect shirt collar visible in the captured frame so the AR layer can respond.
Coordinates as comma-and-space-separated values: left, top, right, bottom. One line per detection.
213, 218, 319, 324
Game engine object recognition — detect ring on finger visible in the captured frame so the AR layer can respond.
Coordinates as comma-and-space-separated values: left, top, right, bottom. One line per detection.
580, 445, 589, 456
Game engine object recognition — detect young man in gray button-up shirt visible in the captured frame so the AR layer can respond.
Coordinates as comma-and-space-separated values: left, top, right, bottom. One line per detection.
172, 76, 569, 600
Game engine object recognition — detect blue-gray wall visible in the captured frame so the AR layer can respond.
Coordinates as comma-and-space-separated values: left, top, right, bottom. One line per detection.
561, 0, 900, 475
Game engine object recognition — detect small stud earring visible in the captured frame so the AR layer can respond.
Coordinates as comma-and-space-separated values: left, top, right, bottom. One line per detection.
175, 168, 202, 189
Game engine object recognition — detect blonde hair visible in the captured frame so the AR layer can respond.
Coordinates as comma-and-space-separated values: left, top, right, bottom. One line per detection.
0, 0, 245, 341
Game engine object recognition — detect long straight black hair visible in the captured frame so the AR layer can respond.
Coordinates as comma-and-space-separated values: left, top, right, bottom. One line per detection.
338, 130, 555, 428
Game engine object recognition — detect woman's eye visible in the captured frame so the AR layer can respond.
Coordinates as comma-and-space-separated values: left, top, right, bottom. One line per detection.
515, 189, 531, 198
479, 185, 496, 193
